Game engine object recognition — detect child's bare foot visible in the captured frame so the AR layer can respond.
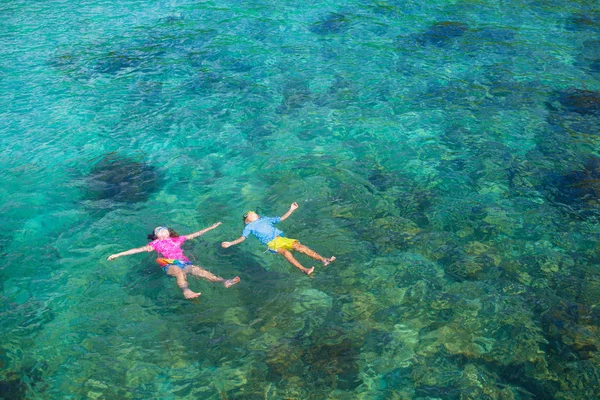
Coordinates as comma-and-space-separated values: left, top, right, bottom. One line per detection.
303, 267, 315, 275
322, 256, 336, 266
224, 276, 240, 288
183, 289, 201, 299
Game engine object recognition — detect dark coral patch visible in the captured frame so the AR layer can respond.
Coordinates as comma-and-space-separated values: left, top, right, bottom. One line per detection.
368, 169, 394, 191
131, 79, 163, 105
84, 154, 162, 204
418, 21, 469, 47
245, 122, 273, 141
461, 26, 516, 55
309, 13, 350, 35
0, 373, 28, 400
94, 51, 142, 74
0, 361, 47, 400
0, 234, 10, 256
545, 156, 600, 220
47, 52, 78, 73
474, 27, 515, 43
295, 124, 330, 141
556, 89, 600, 116
277, 79, 312, 113
554, 156, 600, 205
545, 89, 600, 144
566, 13, 600, 33
314, 76, 359, 110
90, 39, 166, 77
299, 339, 362, 390
589, 60, 600, 74
579, 40, 600, 62
415, 384, 461, 399
576, 40, 600, 76
395, 190, 432, 227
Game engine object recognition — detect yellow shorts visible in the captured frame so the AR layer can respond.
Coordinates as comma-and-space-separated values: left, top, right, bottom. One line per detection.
267, 237, 298, 252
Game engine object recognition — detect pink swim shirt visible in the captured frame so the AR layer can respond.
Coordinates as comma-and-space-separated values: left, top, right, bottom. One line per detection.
148, 236, 189, 261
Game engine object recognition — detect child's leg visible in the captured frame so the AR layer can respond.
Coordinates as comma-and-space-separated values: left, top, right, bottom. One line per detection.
278, 249, 314, 275
166, 266, 201, 299
184, 265, 240, 288
292, 241, 336, 266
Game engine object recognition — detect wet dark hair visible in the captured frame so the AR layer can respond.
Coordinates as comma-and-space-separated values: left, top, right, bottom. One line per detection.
243, 210, 259, 223
147, 228, 179, 241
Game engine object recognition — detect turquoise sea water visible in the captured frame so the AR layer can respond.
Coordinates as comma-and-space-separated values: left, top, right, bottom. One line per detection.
2, 0, 600, 398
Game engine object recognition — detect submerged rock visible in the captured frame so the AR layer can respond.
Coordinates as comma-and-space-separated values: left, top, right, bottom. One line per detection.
84, 154, 162, 204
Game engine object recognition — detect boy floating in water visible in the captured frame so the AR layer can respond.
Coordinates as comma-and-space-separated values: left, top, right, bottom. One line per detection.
221, 202, 335, 275
108, 223, 240, 299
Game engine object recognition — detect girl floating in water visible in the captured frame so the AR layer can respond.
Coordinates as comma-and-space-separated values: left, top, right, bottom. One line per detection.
221, 202, 335, 275
108, 223, 240, 299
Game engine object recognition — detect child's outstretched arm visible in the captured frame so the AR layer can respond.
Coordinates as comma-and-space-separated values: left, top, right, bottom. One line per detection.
280, 202, 299, 221
185, 222, 222, 240
221, 236, 246, 248
107, 245, 153, 261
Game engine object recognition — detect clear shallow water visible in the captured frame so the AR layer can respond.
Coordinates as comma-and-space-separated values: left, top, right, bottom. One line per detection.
2, 0, 600, 398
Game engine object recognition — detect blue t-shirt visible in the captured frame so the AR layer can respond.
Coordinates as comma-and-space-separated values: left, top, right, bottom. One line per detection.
242, 216, 283, 245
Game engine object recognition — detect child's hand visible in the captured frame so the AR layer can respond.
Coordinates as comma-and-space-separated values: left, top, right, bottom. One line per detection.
211, 222, 222, 229
221, 241, 232, 248
107, 254, 118, 261
290, 202, 299, 211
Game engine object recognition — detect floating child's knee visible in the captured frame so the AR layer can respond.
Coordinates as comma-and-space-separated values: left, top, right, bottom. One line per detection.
277, 248, 289, 255
166, 265, 184, 277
